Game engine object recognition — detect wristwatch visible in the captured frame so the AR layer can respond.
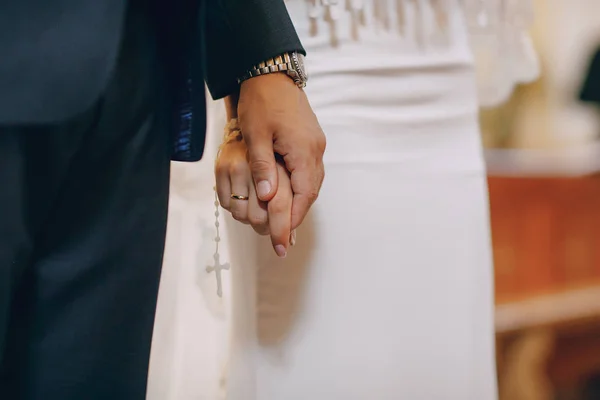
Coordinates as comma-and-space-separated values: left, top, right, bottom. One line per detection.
237, 51, 308, 88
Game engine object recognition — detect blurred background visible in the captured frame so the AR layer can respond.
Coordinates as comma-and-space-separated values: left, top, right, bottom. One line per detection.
482, 1, 600, 399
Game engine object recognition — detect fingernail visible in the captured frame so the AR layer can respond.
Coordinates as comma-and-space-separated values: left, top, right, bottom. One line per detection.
257, 180, 271, 198
289, 230, 297, 246
275, 245, 287, 258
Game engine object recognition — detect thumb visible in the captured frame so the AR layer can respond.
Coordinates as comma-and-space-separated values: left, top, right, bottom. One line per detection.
246, 134, 278, 201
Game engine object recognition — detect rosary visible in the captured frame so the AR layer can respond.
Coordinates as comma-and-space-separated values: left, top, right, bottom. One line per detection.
206, 187, 229, 297
206, 120, 242, 297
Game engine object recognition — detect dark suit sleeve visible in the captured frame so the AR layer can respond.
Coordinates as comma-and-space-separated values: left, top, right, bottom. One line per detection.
204, 0, 305, 100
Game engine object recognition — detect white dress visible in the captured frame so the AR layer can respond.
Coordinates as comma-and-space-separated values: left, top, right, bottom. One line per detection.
224, 1, 497, 399
148, 1, 538, 398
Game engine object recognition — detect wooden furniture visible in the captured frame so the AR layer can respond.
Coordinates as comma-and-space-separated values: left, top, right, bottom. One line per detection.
487, 148, 600, 400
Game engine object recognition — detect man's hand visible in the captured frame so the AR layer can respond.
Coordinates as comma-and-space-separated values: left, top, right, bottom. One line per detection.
238, 73, 326, 229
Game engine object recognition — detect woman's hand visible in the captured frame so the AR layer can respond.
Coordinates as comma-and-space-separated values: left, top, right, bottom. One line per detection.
215, 136, 295, 258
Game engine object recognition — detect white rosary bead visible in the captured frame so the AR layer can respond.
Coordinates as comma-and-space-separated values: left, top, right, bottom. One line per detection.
206, 186, 230, 297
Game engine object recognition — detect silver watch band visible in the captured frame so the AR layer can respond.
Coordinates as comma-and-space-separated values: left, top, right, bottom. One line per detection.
237, 53, 294, 84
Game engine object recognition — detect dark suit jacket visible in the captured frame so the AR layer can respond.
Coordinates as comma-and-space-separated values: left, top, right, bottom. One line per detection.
0, 0, 305, 161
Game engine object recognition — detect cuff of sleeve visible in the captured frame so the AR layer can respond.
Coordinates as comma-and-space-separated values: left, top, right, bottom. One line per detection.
206, 47, 305, 100
203, 0, 305, 100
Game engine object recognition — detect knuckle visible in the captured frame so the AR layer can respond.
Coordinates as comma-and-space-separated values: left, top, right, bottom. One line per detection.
313, 134, 326, 153
249, 158, 273, 173
252, 225, 270, 236
218, 199, 230, 211
215, 192, 230, 209
307, 189, 319, 203
215, 162, 228, 177
229, 161, 249, 177
318, 172, 325, 188
231, 209, 247, 223
241, 126, 269, 146
248, 212, 268, 227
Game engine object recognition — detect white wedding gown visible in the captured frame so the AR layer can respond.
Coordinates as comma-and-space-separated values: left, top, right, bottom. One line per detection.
149, 1, 502, 399
226, 2, 497, 399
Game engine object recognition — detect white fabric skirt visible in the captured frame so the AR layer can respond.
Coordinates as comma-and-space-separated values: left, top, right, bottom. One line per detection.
225, 2, 497, 399
149, 1, 497, 399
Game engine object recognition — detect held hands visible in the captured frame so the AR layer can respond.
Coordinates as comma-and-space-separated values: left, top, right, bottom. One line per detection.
238, 73, 325, 229
215, 73, 325, 257
215, 129, 295, 258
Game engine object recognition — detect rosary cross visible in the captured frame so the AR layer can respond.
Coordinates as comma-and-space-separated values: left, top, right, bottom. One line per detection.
206, 252, 229, 297
207, 187, 230, 297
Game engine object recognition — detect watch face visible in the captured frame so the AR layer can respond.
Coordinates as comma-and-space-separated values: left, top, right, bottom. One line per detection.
292, 52, 308, 84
